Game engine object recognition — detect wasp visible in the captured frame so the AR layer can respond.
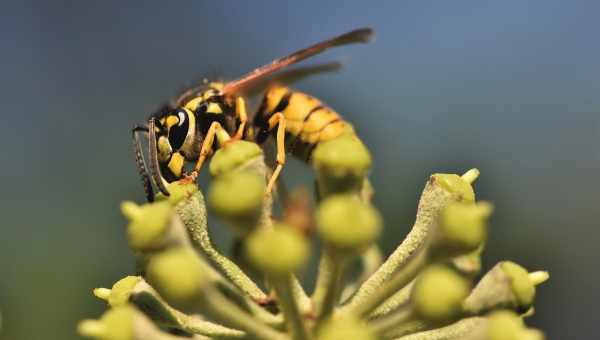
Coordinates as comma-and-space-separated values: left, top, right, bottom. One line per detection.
133, 28, 373, 202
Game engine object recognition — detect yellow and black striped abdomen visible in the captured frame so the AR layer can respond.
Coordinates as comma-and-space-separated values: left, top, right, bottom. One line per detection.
254, 86, 353, 157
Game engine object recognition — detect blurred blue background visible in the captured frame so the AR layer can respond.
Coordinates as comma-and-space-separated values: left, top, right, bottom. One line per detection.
1, 1, 598, 339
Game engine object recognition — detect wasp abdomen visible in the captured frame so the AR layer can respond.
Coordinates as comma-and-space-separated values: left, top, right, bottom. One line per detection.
254, 86, 351, 158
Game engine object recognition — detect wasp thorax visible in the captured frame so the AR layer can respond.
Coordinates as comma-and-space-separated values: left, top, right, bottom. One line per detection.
183, 84, 225, 113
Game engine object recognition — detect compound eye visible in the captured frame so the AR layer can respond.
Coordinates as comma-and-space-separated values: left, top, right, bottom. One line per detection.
168, 110, 189, 150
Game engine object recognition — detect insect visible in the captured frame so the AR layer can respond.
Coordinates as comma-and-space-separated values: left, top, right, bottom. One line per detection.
133, 27, 373, 202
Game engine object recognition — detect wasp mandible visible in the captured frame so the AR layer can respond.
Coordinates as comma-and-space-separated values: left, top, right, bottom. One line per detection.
133, 28, 373, 202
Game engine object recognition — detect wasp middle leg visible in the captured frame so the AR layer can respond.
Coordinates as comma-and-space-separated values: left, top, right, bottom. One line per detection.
234, 96, 248, 140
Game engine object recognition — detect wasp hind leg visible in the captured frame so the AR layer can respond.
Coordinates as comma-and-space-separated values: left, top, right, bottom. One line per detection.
266, 112, 287, 194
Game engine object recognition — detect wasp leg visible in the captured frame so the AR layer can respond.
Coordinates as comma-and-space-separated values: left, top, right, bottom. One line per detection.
266, 113, 287, 194
233, 96, 248, 140
187, 121, 224, 181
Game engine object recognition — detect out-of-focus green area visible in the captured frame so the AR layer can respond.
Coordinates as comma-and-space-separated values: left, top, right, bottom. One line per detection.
0, 1, 598, 339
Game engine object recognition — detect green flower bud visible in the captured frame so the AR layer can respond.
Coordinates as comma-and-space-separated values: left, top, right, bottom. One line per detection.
411, 265, 470, 322
432, 202, 493, 258
95, 277, 198, 329
431, 173, 476, 203
78, 305, 134, 340
209, 140, 263, 177
316, 194, 382, 253
487, 310, 546, 340
146, 248, 206, 311
245, 224, 309, 276
520, 329, 546, 340
94, 276, 141, 307
155, 181, 198, 205
208, 172, 265, 234
121, 201, 173, 251
463, 262, 546, 314
312, 135, 372, 196
488, 310, 525, 340
500, 262, 536, 308
318, 316, 376, 340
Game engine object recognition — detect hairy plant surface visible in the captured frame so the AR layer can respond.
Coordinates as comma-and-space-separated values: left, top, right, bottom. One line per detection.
79, 136, 548, 340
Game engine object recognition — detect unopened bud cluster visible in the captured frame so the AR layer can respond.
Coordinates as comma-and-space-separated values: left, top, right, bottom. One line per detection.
80, 137, 548, 340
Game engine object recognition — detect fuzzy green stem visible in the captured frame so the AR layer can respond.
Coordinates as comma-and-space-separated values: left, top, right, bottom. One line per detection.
392, 316, 486, 340
246, 301, 285, 328
369, 281, 415, 318
174, 191, 268, 302
346, 173, 472, 312
370, 305, 416, 337
202, 286, 288, 340
290, 276, 312, 316
313, 252, 348, 324
344, 244, 428, 318
358, 244, 384, 282
271, 275, 312, 340
126, 279, 246, 338
379, 319, 429, 339
182, 317, 245, 339
312, 254, 332, 309
340, 245, 384, 302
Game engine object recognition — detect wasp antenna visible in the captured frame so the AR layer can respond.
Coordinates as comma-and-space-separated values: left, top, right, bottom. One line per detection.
132, 125, 155, 202
148, 119, 171, 197
221, 27, 374, 95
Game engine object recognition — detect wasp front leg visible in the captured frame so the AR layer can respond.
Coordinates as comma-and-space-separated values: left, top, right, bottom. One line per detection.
233, 96, 248, 140
266, 112, 287, 194
184, 121, 226, 182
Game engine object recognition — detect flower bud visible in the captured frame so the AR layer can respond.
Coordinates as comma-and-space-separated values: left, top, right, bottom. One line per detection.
317, 316, 376, 340
500, 262, 536, 308
431, 173, 476, 203
245, 224, 309, 276
78, 305, 178, 340
312, 134, 372, 197
208, 172, 265, 234
93, 276, 141, 307
432, 202, 493, 259
486, 310, 546, 340
488, 310, 524, 340
209, 140, 264, 178
155, 181, 198, 205
78, 305, 134, 340
463, 261, 548, 314
411, 265, 470, 322
316, 194, 382, 254
121, 201, 173, 251
145, 248, 207, 311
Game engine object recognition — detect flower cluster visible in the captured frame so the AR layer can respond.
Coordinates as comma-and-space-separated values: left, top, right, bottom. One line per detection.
79, 136, 548, 340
